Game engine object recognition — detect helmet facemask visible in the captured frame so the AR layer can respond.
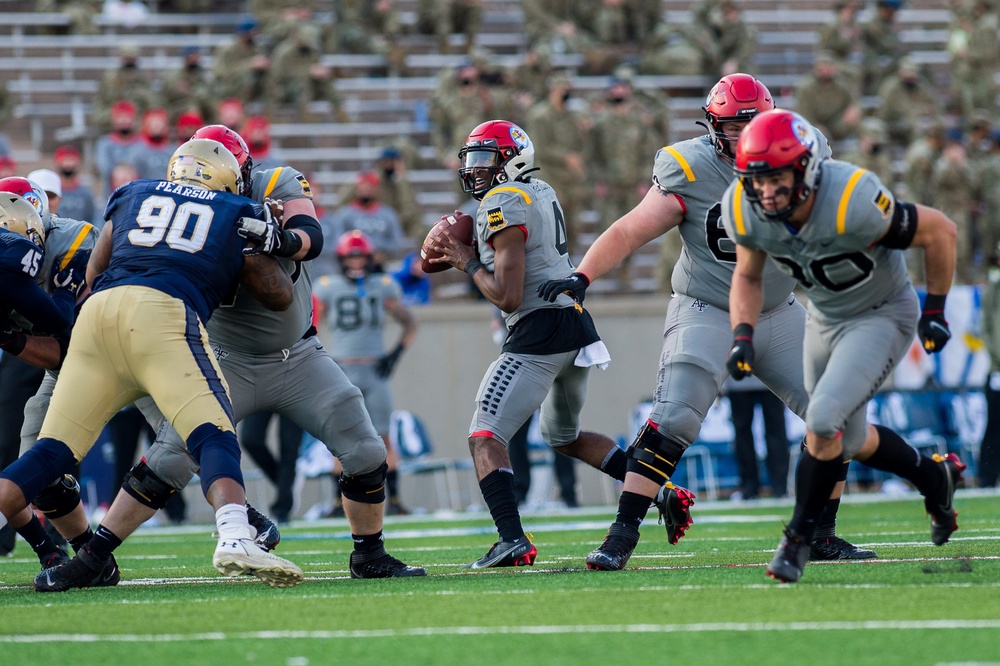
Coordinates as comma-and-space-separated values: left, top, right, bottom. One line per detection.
458, 144, 510, 200
738, 157, 815, 222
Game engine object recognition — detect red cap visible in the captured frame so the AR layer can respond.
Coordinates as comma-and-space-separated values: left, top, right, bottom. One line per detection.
110, 99, 137, 117
356, 171, 380, 187
54, 145, 80, 161
176, 110, 204, 133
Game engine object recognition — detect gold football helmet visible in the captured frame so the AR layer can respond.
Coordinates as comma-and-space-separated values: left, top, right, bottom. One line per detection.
167, 138, 243, 194
0, 193, 46, 249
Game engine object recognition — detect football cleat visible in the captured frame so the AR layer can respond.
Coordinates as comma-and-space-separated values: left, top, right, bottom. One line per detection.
35, 547, 120, 592
810, 536, 877, 560
925, 453, 966, 546
349, 549, 427, 578
653, 482, 696, 545
40, 547, 70, 571
585, 522, 640, 571
462, 534, 537, 569
767, 528, 811, 583
213, 537, 304, 588
246, 502, 281, 551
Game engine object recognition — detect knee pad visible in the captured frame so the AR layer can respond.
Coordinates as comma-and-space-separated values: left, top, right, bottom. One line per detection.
144, 440, 199, 491
654, 401, 704, 446
122, 461, 178, 510
33, 474, 81, 519
0, 438, 77, 505
322, 393, 387, 475
626, 421, 686, 484
341, 462, 387, 504
187, 423, 244, 495
805, 394, 847, 441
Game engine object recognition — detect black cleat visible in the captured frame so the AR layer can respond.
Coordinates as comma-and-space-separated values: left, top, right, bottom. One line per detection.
585, 522, 640, 571
246, 502, 281, 551
40, 547, 70, 571
653, 483, 696, 545
810, 536, 878, 560
925, 453, 966, 546
349, 549, 426, 578
35, 547, 120, 592
462, 535, 537, 569
767, 528, 811, 583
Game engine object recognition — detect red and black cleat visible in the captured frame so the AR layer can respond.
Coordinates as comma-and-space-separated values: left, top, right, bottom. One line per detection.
654, 483, 696, 545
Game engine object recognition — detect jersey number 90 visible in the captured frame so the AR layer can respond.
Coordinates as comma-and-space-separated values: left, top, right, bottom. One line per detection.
128, 195, 214, 253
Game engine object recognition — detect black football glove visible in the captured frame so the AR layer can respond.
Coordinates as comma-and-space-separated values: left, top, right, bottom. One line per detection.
238, 205, 302, 258
52, 267, 86, 298
0, 325, 26, 355
375, 344, 404, 379
726, 323, 755, 380
918, 294, 950, 353
536, 272, 590, 304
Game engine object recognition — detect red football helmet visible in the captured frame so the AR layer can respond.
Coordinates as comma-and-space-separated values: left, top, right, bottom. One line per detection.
191, 125, 253, 196
0, 176, 49, 218
702, 74, 774, 162
458, 120, 536, 199
336, 230, 375, 278
734, 109, 823, 221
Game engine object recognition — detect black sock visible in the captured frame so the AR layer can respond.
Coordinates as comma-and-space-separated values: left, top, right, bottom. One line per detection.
864, 426, 945, 495
479, 469, 524, 542
814, 498, 840, 539
87, 524, 122, 562
788, 450, 843, 541
615, 491, 652, 528
18, 515, 61, 559
68, 527, 95, 554
385, 469, 400, 502
601, 448, 628, 482
352, 531, 385, 556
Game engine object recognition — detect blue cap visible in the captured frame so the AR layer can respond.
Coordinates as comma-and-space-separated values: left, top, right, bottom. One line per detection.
182, 45, 200, 57
381, 146, 401, 159
237, 18, 257, 33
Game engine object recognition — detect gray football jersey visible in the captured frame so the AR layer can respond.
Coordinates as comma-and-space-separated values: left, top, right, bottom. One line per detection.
653, 136, 797, 312
314, 271, 401, 358
721, 159, 911, 320
476, 177, 576, 327
38, 214, 98, 294
206, 166, 316, 353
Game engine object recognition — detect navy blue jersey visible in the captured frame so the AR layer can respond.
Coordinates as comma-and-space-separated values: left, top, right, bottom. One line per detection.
93, 179, 263, 322
0, 228, 74, 334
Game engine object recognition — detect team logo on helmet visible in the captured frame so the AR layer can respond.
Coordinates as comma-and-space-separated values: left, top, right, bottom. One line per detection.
791, 116, 814, 148
21, 192, 44, 215
509, 125, 529, 149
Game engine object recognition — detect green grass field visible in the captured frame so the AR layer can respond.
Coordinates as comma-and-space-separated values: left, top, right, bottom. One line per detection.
1, 492, 999, 666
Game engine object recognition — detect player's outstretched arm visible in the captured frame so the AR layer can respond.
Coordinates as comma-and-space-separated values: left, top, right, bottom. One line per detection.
729, 245, 768, 331
575, 185, 685, 282
239, 254, 293, 311
908, 204, 957, 301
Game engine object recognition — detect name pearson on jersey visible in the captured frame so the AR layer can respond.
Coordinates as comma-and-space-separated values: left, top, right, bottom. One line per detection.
155, 181, 220, 200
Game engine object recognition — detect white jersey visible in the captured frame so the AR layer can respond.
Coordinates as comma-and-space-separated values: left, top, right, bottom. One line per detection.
721, 159, 912, 321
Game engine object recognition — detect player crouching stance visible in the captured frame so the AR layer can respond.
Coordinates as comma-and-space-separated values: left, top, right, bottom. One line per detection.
0, 139, 304, 588
722, 110, 965, 583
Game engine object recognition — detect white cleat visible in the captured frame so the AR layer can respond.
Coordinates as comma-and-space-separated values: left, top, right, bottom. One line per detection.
213, 537, 304, 588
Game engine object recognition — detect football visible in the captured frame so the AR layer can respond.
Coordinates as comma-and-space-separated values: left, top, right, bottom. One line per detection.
420, 211, 475, 273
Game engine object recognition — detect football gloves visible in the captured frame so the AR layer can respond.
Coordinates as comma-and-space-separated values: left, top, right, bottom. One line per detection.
918, 294, 951, 354
52, 267, 86, 298
238, 203, 302, 258
536, 272, 590, 304
726, 323, 755, 380
0, 323, 26, 355
375, 344, 404, 379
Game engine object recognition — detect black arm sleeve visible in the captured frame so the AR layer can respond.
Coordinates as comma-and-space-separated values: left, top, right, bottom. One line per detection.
2, 272, 74, 335
285, 214, 324, 260
877, 201, 919, 249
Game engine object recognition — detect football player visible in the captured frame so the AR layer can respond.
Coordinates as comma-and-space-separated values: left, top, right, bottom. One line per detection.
39, 126, 424, 592
723, 109, 964, 583
0, 138, 306, 589
426, 120, 633, 568
313, 230, 418, 516
538, 74, 873, 570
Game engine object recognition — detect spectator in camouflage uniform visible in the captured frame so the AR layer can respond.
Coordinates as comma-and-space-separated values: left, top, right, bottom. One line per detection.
639, 23, 704, 76
794, 52, 862, 142
91, 43, 157, 132
376, 146, 422, 241
949, 0, 1000, 117
841, 117, 895, 187
212, 19, 270, 106
160, 46, 216, 125
417, 0, 482, 54
266, 24, 341, 120
877, 57, 940, 150
819, 0, 864, 94
902, 118, 947, 283
430, 60, 496, 173
978, 129, 1000, 262
525, 74, 590, 251
860, 0, 903, 96
932, 129, 979, 283
713, 1, 756, 76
